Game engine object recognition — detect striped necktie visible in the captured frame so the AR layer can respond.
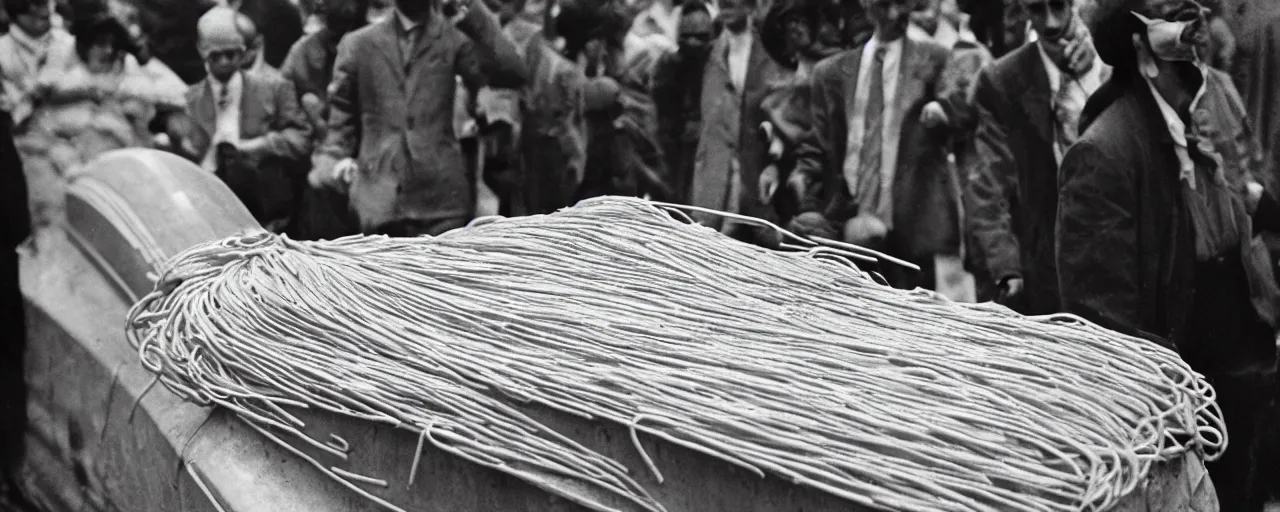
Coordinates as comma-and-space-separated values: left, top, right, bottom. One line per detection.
402, 25, 421, 71
217, 81, 231, 111
1052, 77, 1083, 150
854, 46, 888, 216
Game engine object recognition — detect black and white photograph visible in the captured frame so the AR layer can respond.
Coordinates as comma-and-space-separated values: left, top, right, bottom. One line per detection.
0, 0, 1277, 509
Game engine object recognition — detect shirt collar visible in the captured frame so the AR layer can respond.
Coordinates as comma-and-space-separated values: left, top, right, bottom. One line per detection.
867, 35, 903, 56
395, 8, 421, 32
1036, 40, 1104, 93
8, 26, 54, 52
214, 71, 244, 95
1141, 73, 1207, 149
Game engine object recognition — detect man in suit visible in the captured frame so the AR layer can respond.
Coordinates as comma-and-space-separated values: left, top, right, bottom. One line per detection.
788, 0, 957, 290
280, 0, 367, 240
186, 6, 312, 232
1058, 0, 1278, 507
312, 0, 526, 237
687, 0, 788, 242
964, 0, 1104, 312
0, 87, 32, 507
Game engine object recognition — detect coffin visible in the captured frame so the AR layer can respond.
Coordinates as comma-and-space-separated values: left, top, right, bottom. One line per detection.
18, 149, 1218, 511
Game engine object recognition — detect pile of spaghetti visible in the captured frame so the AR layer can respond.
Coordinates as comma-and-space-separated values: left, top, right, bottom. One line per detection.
125, 196, 1224, 512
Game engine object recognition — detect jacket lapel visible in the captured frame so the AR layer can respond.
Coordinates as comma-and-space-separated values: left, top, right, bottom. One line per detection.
1021, 47, 1054, 147
190, 82, 217, 155
406, 16, 445, 102
743, 34, 771, 92
409, 15, 445, 68
239, 73, 265, 138
892, 37, 926, 122
841, 45, 865, 116
372, 18, 406, 86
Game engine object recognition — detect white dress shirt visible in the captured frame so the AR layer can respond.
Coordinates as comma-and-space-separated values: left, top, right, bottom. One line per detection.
201, 72, 245, 172
1037, 40, 1105, 163
1142, 74, 1208, 189
843, 35, 904, 225
726, 29, 753, 94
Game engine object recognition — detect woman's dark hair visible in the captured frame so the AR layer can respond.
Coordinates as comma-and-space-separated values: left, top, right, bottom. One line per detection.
71, 11, 136, 63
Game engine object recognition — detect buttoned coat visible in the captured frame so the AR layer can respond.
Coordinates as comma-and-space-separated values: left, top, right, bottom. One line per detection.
321, 4, 526, 230
186, 70, 312, 226
793, 36, 958, 259
691, 31, 788, 230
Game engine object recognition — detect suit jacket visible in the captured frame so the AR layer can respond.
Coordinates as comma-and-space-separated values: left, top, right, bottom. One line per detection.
1057, 71, 1280, 357
966, 43, 1062, 314
651, 50, 707, 205
794, 36, 957, 258
691, 31, 787, 229
186, 70, 312, 226
321, 4, 526, 230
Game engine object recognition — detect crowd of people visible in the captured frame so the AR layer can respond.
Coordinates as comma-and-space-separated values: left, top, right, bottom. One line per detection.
2, 0, 1280, 508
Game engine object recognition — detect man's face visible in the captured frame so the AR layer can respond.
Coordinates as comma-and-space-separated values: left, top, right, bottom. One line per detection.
204, 45, 244, 81
678, 10, 713, 55
13, 3, 52, 38
323, 0, 368, 31
1019, 0, 1072, 40
719, 0, 751, 32
910, 0, 940, 35
395, 0, 431, 19
1137, 0, 1209, 95
863, 0, 911, 41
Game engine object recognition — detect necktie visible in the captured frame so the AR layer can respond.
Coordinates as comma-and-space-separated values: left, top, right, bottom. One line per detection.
1052, 77, 1082, 150
855, 46, 887, 215
402, 26, 420, 71
217, 82, 231, 111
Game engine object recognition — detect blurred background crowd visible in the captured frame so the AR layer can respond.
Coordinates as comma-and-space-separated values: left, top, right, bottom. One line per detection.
4, 0, 1280, 508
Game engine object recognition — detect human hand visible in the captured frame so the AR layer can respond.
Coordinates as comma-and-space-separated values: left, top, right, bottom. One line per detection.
309, 154, 338, 189
759, 164, 780, 203
997, 276, 1024, 305
1062, 33, 1097, 76
301, 93, 326, 130
234, 137, 268, 157
334, 158, 358, 185
787, 211, 836, 240
786, 170, 811, 200
920, 101, 950, 128
842, 213, 888, 247
1247, 181, 1264, 215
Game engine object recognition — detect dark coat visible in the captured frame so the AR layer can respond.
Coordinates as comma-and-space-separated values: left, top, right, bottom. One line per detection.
1, 111, 28, 249
1056, 70, 1280, 354
1233, 15, 1280, 256
651, 50, 707, 205
321, 4, 526, 230
186, 71, 312, 229
281, 29, 339, 106
966, 43, 1063, 314
793, 36, 958, 259
689, 32, 788, 229
281, 31, 361, 240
